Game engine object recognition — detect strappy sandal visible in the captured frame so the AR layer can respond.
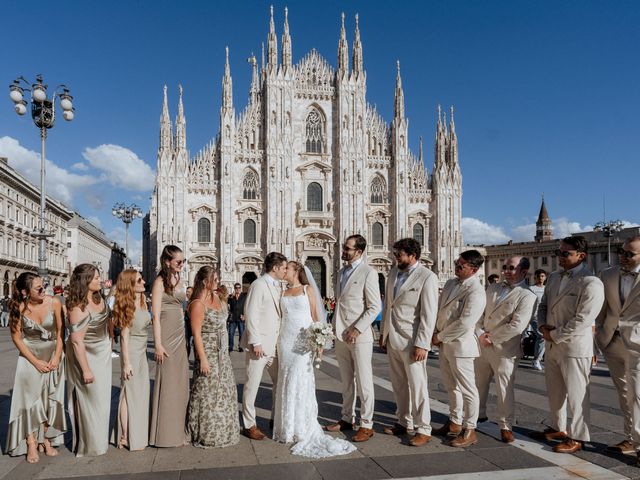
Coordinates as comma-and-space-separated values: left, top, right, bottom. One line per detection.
26, 438, 39, 464
40, 438, 58, 457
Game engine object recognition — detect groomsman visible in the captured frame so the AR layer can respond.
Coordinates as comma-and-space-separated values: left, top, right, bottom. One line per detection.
326, 234, 381, 442
240, 252, 287, 440
380, 238, 438, 446
475, 256, 537, 443
596, 235, 640, 459
432, 250, 486, 447
530, 236, 604, 453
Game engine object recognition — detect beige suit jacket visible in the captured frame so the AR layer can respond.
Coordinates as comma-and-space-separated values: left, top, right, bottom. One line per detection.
538, 264, 604, 358
240, 274, 282, 356
333, 260, 382, 343
435, 275, 485, 357
597, 266, 640, 354
381, 264, 439, 351
476, 283, 537, 357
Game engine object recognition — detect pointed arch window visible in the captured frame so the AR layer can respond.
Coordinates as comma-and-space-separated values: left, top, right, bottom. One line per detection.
413, 223, 424, 246
242, 169, 259, 200
244, 219, 256, 245
197, 218, 211, 243
305, 109, 325, 154
370, 176, 386, 204
307, 182, 323, 212
372, 222, 384, 246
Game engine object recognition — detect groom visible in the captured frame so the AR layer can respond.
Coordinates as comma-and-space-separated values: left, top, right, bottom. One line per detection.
240, 252, 288, 440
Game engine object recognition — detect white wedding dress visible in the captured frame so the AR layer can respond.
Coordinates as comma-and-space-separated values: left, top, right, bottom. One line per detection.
273, 288, 356, 458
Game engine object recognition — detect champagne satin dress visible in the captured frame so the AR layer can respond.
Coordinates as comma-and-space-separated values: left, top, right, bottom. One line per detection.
5, 306, 66, 456
149, 290, 189, 447
114, 307, 151, 450
66, 305, 112, 457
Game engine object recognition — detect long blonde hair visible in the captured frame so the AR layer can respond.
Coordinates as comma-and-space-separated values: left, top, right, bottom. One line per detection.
112, 269, 146, 329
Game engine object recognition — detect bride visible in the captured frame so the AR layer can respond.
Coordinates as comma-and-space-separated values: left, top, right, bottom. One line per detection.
273, 261, 356, 458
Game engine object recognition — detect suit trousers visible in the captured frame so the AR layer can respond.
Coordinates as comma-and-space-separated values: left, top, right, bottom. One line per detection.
544, 344, 591, 442
602, 333, 632, 440
439, 345, 479, 429
242, 352, 279, 429
335, 339, 375, 428
475, 346, 518, 430
387, 344, 432, 434
626, 352, 640, 450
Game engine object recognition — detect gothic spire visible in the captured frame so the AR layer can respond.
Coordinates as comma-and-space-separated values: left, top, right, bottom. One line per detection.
419, 136, 423, 163
449, 105, 456, 138
281, 7, 292, 69
249, 53, 259, 103
175, 84, 186, 149
352, 13, 363, 79
267, 5, 278, 71
160, 85, 172, 150
394, 60, 405, 119
337, 12, 349, 75
222, 46, 233, 111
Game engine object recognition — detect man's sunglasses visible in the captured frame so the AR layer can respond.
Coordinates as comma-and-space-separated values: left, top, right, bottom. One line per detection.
502, 265, 518, 271
554, 249, 579, 258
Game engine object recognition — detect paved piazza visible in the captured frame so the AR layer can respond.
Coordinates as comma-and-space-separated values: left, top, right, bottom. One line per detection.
0, 328, 637, 480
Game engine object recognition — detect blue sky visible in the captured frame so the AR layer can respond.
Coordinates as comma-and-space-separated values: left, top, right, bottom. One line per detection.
1, 0, 639, 262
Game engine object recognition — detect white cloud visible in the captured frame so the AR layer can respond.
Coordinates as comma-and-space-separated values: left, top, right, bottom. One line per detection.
510, 223, 536, 242
82, 144, 154, 192
86, 216, 103, 229
72, 162, 89, 171
0, 136, 96, 205
552, 217, 588, 238
108, 226, 142, 266
462, 217, 510, 245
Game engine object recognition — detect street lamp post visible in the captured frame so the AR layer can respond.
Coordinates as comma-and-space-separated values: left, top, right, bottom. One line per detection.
112, 203, 144, 266
594, 219, 624, 267
8, 75, 75, 279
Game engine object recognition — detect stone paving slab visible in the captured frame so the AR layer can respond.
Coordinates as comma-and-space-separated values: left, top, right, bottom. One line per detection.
372, 452, 498, 477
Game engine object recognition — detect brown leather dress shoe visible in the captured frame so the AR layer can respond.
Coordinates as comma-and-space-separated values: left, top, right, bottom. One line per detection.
352, 427, 374, 442
500, 429, 514, 443
325, 420, 355, 432
383, 424, 408, 436
432, 420, 462, 437
553, 438, 582, 454
529, 428, 567, 441
606, 439, 634, 454
409, 433, 432, 446
243, 426, 266, 440
449, 429, 477, 448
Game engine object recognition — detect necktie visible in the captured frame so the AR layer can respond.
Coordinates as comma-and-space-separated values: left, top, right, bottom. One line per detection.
394, 271, 408, 298
622, 270, 639, 278
340, 266, 352, 292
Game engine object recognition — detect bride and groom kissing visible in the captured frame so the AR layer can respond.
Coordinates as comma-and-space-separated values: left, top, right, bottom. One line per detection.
239, 251, 358, 458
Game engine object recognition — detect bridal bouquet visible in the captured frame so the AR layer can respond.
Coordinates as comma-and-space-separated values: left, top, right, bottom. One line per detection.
307, 322, 335, 368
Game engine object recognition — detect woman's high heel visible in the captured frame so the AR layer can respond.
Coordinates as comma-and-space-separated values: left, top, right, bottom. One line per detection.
26, 438, 39, 464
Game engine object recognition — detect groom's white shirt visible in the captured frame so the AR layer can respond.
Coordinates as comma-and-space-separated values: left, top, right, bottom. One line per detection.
241, 273, 282, 357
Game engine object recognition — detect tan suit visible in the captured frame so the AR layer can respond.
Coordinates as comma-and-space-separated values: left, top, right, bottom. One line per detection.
538, 263, 604, 442
597, 266, 640, 447
240, 274, 282, 428
435, 275, 486, 429
333, 259, 381, 428
475, 282, 536, 430
381, 264, 438, 434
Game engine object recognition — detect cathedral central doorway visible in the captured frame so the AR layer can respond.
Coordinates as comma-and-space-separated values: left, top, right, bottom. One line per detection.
242, 271, 258, 290
306, 257, 326, 298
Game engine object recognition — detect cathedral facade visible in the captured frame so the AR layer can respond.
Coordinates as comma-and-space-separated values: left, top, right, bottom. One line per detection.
144, 8, 463, 295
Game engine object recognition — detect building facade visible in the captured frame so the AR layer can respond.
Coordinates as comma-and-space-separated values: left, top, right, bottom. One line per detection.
67, 213, 125, 281
145, 9, 463, 294
483, 199, 639, 282
0, 156, 72, 296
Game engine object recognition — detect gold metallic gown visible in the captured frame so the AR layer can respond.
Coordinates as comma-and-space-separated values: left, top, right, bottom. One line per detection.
5, 307, 66, 456
66, 305, 112, 457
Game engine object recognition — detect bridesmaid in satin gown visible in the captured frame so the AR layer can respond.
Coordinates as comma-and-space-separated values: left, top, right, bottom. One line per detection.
112, 269, 151, 451
5, 272, 66, 463
149, 245, 190, 447
66, 264, 112, 457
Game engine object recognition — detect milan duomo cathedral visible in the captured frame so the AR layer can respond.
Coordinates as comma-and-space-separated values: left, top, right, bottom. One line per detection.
143, 8, 463, 295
